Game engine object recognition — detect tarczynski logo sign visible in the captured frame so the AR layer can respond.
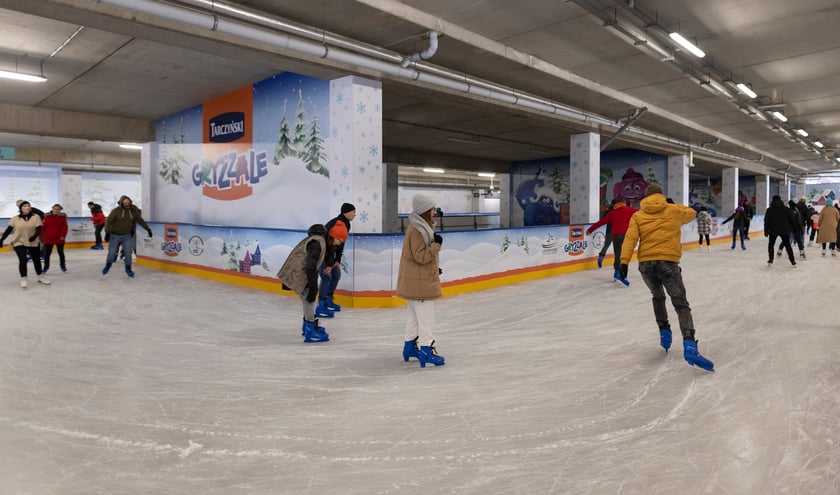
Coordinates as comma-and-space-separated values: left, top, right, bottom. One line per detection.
208, 112, 245, 143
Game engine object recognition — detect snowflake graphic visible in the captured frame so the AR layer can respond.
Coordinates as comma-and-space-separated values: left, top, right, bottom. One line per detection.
374, 104, 381, 113
336, 92, 344, 103
333, 188, 339, 196
331, 127, 339, 137
359, 211, 369, 223
372, 192, 379, 201
369, 144, 379, 156
358, 165, 366, 175
341, 166, 350, 178
357, 102, 366, 113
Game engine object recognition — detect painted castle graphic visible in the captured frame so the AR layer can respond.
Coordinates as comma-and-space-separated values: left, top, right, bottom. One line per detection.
238, 245, 262, 274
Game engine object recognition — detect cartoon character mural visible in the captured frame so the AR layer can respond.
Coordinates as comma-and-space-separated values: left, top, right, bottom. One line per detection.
612, 168, 649, 206
599, 167, 613, 213
515, 167, 561, 225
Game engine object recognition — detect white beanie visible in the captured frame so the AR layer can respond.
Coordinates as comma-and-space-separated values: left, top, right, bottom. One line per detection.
412, 194, 435, 214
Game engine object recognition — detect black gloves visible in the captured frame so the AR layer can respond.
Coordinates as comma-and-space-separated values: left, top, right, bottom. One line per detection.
28, 234, 38, 242
433, 234, 443, 246
305, 286, 317, 303
764, 232, 769, 237
146, 229, 153, 238
619, 263, 629, 280
105, 233, 111, 243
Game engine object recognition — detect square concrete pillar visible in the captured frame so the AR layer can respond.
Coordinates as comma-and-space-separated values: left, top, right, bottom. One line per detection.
329, 76, 383, 233
721, 168, 739, 215
569, 133, 600, 224
667, 154, 689, 205
755, 175, 770, 214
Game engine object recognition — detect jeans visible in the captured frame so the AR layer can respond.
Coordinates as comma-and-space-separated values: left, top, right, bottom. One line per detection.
730, 226, 746, 247
638, 261, 695, 341
106, 233, 133, 266
318, 262, 341, 300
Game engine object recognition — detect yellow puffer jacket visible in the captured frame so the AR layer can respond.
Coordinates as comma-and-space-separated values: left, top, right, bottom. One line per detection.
620, 193, 697, 264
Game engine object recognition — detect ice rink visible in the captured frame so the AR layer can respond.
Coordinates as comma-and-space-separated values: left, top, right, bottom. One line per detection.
1, 238, 838, 494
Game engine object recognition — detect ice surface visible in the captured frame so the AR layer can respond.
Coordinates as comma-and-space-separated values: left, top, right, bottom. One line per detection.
1, 239, 838, 494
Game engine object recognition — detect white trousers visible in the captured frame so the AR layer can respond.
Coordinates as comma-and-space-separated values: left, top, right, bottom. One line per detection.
405, 299, 436, 347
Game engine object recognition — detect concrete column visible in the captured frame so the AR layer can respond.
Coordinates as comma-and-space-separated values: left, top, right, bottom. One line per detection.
667, 154, 690, 205
141, 142, 153, 219
755, 175, 770, 214
569, 132, 600, 224
721, 168, 739, 215
499, 172, 510, 228
382, 163, 399, 233
329, 76, 383, 233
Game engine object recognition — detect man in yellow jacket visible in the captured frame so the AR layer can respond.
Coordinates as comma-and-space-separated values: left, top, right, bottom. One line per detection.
619, 184, 714, 372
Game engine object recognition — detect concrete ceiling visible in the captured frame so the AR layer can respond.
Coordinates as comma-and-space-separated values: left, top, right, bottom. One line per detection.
0, 0, 838, 181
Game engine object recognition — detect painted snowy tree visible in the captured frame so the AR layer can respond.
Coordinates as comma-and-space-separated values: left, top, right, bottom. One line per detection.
292, 90, 307, 158
220, 235, 243, 271
159, 120, 187, 185
305, 106, 328, 177
517, 234, 530, 254
645, 158, 660, 185
25, 176, 46, 208
550, 167, 570, 203
273, 101, 294, 164
500, 234, 511, 253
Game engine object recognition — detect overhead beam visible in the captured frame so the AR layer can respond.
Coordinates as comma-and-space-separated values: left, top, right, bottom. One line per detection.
384, 147, 510, 172
0, 102, 154, 142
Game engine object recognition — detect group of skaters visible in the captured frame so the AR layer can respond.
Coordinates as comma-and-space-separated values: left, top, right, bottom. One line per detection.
1, 195, 152, 288
277, 198, 446, 368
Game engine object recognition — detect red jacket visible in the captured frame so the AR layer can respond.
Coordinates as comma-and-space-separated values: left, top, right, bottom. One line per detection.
587, 203, 638, 236
91, 211, 106, 226
41, 212, 68, 244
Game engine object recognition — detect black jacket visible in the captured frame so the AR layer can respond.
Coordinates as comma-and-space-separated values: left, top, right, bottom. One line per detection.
324, 214, 351, 265
764, 198, 798, 236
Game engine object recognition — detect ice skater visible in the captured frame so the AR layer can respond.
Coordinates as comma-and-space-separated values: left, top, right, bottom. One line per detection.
586, 198, 636, 286
88, 201, 106, 250
696, 206, 712, 251
0, 200, 50, 288
816, 200, 840, 256
595, 199, 618, 268
398, 194, 445, 367
316, 203, 356, 318
764, 195, 798, 266
619, 184, 714, 372
41, 204, 69, 274
276, 224, 335, 343
102, 195, 153, 278
721, 206, 749, 250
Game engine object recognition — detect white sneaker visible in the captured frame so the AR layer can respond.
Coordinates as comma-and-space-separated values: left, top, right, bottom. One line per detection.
37, 274, 51, 285
822, 250, 827, 257
20, 278, 27, 289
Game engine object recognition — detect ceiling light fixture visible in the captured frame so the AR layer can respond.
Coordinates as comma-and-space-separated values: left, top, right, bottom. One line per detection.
119, 143, 143, 150
0, 69, 47, 83
771, 111, 788, 122
477, 172, 496, 178
795, 129, 809, 137
668, 32, 705, 58
735, 83, 757, 99
422, 167, 445, 173
814, 141, 824, 148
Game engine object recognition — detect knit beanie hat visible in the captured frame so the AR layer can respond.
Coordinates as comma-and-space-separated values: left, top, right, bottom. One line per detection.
645, 184, 663, 197
341, 203, 356, 214
18, 200, 30, 211
412, 194, 435, 214
329, 221, 349, 242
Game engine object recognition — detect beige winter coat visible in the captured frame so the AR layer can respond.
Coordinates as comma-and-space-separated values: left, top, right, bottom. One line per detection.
396, 225, 441, 300
276, 235, 326, 294
6, 215, 42, 248
816, 206, 840, 244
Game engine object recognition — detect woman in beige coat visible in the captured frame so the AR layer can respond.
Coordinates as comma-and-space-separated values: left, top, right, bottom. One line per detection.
397, 194, 445, 367
816, 201, 840, 256
0, 200, 50, 289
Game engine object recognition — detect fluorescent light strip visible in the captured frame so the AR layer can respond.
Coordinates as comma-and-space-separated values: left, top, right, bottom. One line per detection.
796, 129, 809, 137
422, 168, 445, 174
477, 172, 496, 178
0, 69, 47, 83
735, 83, 757, 99
814, 141, 824, 148
119, 144, 143, 150
772, 111, 788, 122
668, 32, 705, 58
